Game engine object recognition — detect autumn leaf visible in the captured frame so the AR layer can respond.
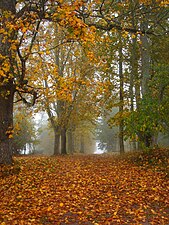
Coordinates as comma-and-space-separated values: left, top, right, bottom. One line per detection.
59, 203, 64, 207
47, 206, 52, 211
0, 149, 168, 224
8, 134, 13, 139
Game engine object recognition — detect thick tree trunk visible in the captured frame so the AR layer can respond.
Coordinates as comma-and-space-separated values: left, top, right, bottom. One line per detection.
61, 128, 67, 154
67, 130, 74, 154
0, 0, 16, 164
0, 86, 14, 164
53, 130, 60, 155
140, 23, 153, 148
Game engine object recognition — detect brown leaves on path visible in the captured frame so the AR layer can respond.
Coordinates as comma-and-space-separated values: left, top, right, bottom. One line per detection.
0, 153, 168, 224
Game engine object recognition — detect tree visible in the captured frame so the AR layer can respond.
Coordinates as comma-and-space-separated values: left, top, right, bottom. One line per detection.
35, 121, 54, 155
0, 0, 49, 164
122, 2, 169, 148
118, 32, 125, 153
42, 39, 99, 154
13, 108, 37, 155
96, 114, 119, 153
0, 1, 17, 164
0, 0, 95, 164
86, 0, 169, 150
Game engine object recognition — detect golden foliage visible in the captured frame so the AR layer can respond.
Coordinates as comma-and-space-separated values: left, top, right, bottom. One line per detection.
0, 150, 168, 224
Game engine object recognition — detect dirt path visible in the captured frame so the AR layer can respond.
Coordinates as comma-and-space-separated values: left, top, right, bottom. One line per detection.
0, 155, 168, 224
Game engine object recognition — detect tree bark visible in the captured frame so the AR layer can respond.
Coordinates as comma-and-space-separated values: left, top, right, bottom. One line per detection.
140, 22, 153, 148
0, 0, 16, 164
140, 31, 151, 97
0, 85, 15, 164
80, 134, 85, 153
67, 129, 74, 154
119, 34, 125, 154
61, 128, 67, 154
53, 129, 60, 155
130, 36, 139, 151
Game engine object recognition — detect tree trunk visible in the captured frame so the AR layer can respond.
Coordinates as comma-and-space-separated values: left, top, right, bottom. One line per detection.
61, 128, 67, 154
67, 130, 74, 154
80, 134, 85, 154
119, 34, 125, 154
0, 0, 16, 164
140, 30, 151, 97
0, 86, 14, 164
130, 36, 139, 151
140, 22, 153, 148
53, 130, 60, 155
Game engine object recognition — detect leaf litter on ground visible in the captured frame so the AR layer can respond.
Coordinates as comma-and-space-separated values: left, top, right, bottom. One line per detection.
0, 149, 169, 224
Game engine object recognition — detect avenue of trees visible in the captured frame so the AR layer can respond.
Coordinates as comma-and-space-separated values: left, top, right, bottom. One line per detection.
0, 0, 168, 164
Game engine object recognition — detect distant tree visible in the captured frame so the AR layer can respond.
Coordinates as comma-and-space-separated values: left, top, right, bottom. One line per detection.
96, 110, 119, 153
13, 109, 37, 155
72, 121, 96, 154
34, 24, 98, 155
35, 122, 54, 155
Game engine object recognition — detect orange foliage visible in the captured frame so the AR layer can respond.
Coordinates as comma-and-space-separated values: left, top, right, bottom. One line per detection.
0, 151, 168, 224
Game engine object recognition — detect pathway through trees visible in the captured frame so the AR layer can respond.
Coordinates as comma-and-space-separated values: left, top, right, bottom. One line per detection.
0, 153, 168, 224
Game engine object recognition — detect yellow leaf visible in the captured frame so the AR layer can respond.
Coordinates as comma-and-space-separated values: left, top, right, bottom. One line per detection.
131, 33, 136, 39
21, 27, 27, 33
107, 192, 112, 197
8, 134, 13, 139
151, 209, 156, 214
154, 196, 159, 201
152, 187, 157, 191
60, 203, 64, 207
114, 211, 117, 216
47, 206, 52, 211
